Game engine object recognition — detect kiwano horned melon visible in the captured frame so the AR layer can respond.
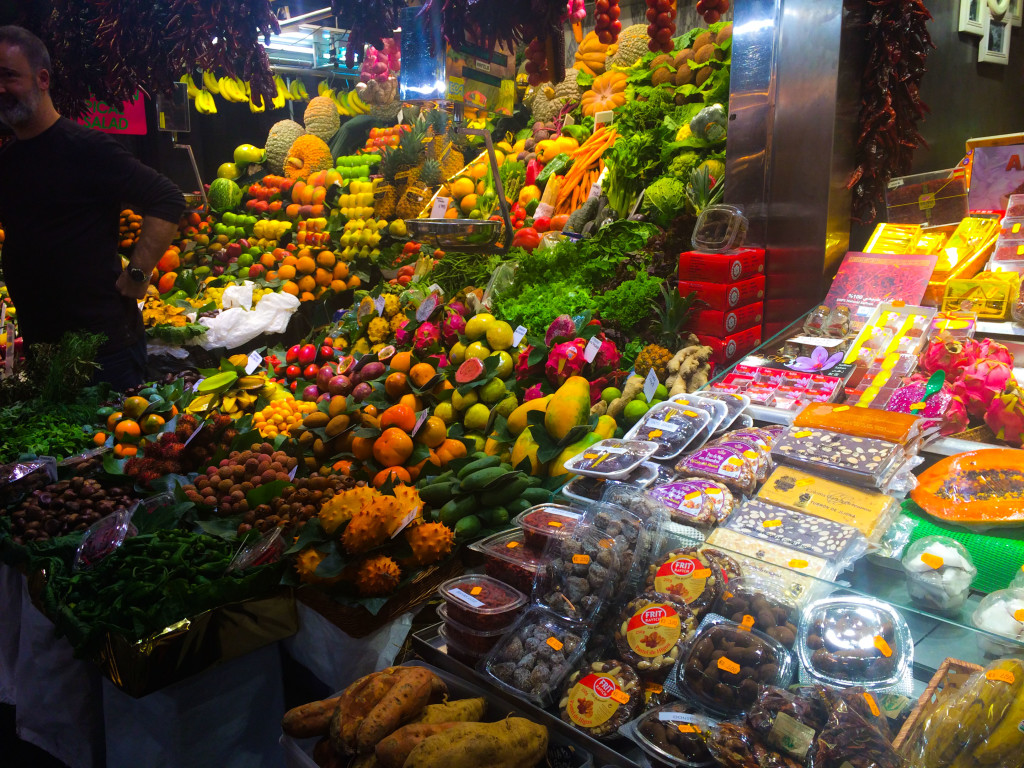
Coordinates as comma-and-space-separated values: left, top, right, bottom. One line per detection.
356, 555, 401, 596
404, 522, 455, 566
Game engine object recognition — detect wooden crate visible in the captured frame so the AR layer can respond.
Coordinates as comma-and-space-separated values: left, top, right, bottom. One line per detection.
892, 657, 983, 752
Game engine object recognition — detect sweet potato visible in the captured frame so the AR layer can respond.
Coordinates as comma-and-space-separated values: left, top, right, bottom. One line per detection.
403, 718, 548, 768
348, 755, 379, 768
313, 737, 345, 768
374, 722, 462, 768
283, 696, 343, 738
329, 668, 403, 754
355, 668, 443, 754
410, 698, 487, 725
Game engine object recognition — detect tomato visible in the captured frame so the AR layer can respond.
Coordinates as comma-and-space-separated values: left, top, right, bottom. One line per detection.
549, 214, 570, 231
533, 216, 551, 233
511, 227, 541, 252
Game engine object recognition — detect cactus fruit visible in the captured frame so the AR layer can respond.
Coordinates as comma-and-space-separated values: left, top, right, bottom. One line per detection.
919, 337, 978, 377
355, 555, 402, 595
295, 548, 337, 584
958, 360, 1013, 419
545, 314, 576, 346
984, 381, 1024, 447
404, 522, 455, 566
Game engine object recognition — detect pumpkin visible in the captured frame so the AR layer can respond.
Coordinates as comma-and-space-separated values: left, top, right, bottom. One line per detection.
580, 71, 628, 117
574, 32, 609, 77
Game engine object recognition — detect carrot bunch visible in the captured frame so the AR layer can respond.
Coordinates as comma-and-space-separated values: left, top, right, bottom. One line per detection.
555, 126, 618, 215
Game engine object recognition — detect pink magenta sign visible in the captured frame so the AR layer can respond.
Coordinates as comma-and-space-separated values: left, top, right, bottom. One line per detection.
77, 93, 147, 135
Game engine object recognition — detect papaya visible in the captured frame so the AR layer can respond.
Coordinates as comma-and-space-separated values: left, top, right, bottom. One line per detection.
507, 395, 550, 436
483, 432, 507, 457
549, 415, 617, 477
544, 377, 592, 441
511, 427, 546, 476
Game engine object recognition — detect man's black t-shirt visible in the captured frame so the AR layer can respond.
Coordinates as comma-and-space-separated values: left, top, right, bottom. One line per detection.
0, 118, 185, 353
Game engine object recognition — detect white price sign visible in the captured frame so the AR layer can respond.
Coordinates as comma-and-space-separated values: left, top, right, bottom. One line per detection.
512, 325, 528, 347
583, 336, 603, 363
245, 351, 263, 374
643, 369, 660, 404
430, 196, 450, 219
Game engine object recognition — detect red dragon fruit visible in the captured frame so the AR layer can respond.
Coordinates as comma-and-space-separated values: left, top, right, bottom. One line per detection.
545, 315, 576, 346
394, 318, 411, 346
942, 392, 970, 436
523, 382, 545, 402
441, 310, 466, 346
546, 338, 588, 386
918, 338, 978, 379
984, 381, 1024, 447
957, 359, 1014, 419
413, 321, 441, 354
515, 344, 545, 381
592, 338, 621, 373
973, 338, 1014, 367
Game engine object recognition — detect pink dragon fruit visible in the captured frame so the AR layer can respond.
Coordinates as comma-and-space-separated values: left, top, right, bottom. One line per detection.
958, 359, 1014, 419
447, 300, 469, 318
974, 338, 1014, 367
523, 383, 545, 402
515, 344, 545, 381
918, 338, 978, 379
592, 338, 621, 373
441, 310, 466, 346
546, 338, 587, 386
589, 376, 609, 406
394, 319, 411, 346
413, 321, 441, 354
942, 392, 970, 436
545, 315, 576, 346
984, 381, 1024, 447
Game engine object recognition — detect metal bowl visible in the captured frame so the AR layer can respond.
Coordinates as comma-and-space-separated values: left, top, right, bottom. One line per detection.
403, 218, 502, 249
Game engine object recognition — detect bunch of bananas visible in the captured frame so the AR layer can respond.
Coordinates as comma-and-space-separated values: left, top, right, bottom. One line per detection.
181, 72, 310, 115
337, 180, 377, 220
338, 218, 385, 261
317, 80, 369, 116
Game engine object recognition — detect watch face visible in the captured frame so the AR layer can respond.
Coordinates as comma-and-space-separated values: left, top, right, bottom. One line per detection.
129, 268, 147, 283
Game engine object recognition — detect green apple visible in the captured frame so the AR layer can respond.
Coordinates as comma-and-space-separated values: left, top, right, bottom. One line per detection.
233, 143, 265, 165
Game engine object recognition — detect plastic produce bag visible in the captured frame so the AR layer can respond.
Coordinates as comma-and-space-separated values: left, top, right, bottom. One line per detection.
198, 291, 299, 350
814, 694, 903, 768
220, 281, 255, 310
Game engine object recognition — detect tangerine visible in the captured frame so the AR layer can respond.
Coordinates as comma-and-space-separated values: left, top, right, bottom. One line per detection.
315, 268, 332, 287
141, 413, 166, 435
296, 255, 316, 274
351, 435, 375, 461
384, 372, 411, 399
330, 280, 347, 293
389, 351, 413, 373
373, 466, 411, 487
298, 275, 316, 294
332, 261, 349, 280
408, 363, 436, 388
316, 250, 335, 269
114, 419, 142, 444
281, 281, 299, 296
380, 403, 416, 432
331, 459, 354, 476
398, 393, 422, 413
373, 428, 414, 467
113, 443, 138, 458
450, 177, 475, 198
346, 275, 361, 289
122, 395, 150, 419
92, 432, 107, 446
435, 438, 468, 465
278, 264, 297, 280
106, 411, 124, 430
416, 416, 447, 448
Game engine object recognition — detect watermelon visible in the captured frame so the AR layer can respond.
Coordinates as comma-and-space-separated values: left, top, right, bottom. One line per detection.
208, 178, 242, 212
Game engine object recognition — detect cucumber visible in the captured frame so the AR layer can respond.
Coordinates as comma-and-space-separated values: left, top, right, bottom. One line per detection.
478, 506, 509, 527
506, 498, 533, 516
457, 456, 501, 479
460, 466, 513, 493
520, 487, 554, 504
439, 495, 478, 527
479, 475, 530, 506
454, 514, 482, 540
418, 481, 457, 507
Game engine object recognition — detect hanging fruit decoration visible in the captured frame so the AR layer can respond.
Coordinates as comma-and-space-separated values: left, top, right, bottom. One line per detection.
524, 37, 553, 87
646, 0, 678, 53
696, 0, 730, 24
595, 0, 623, 45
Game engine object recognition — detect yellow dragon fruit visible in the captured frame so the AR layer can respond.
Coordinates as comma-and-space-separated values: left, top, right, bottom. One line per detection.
355, 555, 402, 595
985, 381, 1024, 447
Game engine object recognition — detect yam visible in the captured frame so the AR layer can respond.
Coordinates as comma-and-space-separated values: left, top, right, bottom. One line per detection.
403, 718, 548, 768
330, 668, 403, 754
283, 696, 343, 738
411, 698, 488, 725
693, 31, 714, 50
693, 45, 715, 65
375, 722, 462, 768
355, 667, 442, 754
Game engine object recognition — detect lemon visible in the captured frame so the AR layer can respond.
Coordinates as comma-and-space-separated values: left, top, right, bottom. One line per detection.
485, 320, 514, 351
464, 403, 491, 432
465, 341, 491, 361
433, 402, 456, 424
463, 431, 486, 452
491, 350, 514, 378
449, 342, 467, 365
655, 384, 669, 400
479, 378, 507, 404
465, 313, 495, 341
452, 389, 478, 412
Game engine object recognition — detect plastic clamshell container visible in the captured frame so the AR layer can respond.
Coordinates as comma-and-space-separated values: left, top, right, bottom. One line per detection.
971, 588, 1024, 657
537, 525, 625, 626
770, 426, 906, 491
481, 606, 590, 707
797, 596, 913, 689
626, 404, 712, 461
437, 573, 527, 632
901, 535, 977, 617
713, 575, 799, 649
563, 439, 660, 480
582, 501, 654, 591
73, 503, 139, 572
561, 463, 660, 506
468, 530, 550, 596
515, 504, 583, 551
668, 393, 728, 444
619, 703, 718, 768
692, 204, 749, 253
678, 614, 794, 716
437, 604, 509, 655
438, 623, 490, 666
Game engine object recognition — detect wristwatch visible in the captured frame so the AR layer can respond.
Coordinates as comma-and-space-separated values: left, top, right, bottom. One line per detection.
127, 265, 148, 284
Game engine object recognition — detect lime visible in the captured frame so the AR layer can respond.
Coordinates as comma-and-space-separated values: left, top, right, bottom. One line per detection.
485, 320, 514, 351
655, 384, 669, 400
451, 389, 478, 412
479, 378, 507, 404
623, 400, 650, 424
237, 253, 253, 268
464, 341, 491, 361
464, 313, 496, 341
463, 403, 491, 432
601, 387, 622, 404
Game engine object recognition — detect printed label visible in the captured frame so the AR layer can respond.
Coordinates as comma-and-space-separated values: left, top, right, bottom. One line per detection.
988, 669, 1016, 684
512, 325, 528, 347
645, 682, 663, 694
920, 552, 944, 570
788, 559, 809, 569
599, 538, 614, 549
659, 712, 703, 724
429, 196, 450, 218
546, 637, 563, 651
873, 636, 893, 657
449, 588, 484, 608
768, 712, 815, 760
470, 586, 482, 595
763, 519, 782, 528
718, 657, 740, 675
548, 521, 563, 528
1016, 609, 1024, 623
566, 673, 624, 728
644, 369, 660, 404
374, 296, 386, 316
653, 555, 709, 603
740, 615, 755, 630
583, 336, 603, 363
678, 724, 700, 733
626, 604, 682, 657
572, 554, 591, 565
506, 541, 520, 549
245, 350, 263, 374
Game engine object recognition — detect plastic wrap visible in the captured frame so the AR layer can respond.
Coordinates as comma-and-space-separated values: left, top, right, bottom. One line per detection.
901, 536, 977, 616
514, 504, 582, 551
722, 500, 868, 566
72, 502, 139, 571
668, 393, 729, 445
746, 686, 827, 763
813, 693, 904, 768
910, 448, 1024, 529
601, 482, 675, 526
771, 427, 906, 491
438, 574, 526, 632
797, 597, 912, 689
613, 592, 698, 680
626, 403, 712, 460
793, 403, 922, 446
620, 702, 718, 767
580, 501, 651, 588
712, 431, 774, 482
707, 722, 802, 768
645, 547, 725, 619
558, 658, 641, 739
702, 392, 751, 435
650, 478, 736, 528
715, 576, 799, 649
562, 439, 660, 479
561, 462, 659, 505
972, 588, 1024, 657
675, 445, 759, 496
0, 456, 57, 507
468, 529, 550, 595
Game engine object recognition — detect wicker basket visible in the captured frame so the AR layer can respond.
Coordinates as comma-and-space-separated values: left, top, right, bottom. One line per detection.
892, 657, 983, 752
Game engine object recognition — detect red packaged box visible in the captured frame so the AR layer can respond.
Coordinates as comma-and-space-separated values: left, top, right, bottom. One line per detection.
678, 247, 766, 283
697, 327, 763, 366
679, 274, 766, 310
689, 302, 764, 336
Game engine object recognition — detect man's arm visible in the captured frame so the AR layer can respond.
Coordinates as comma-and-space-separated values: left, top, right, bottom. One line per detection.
115, 216, 180, 299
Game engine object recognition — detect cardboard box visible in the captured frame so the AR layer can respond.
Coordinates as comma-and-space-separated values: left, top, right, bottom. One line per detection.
689, 302, 764, 336
678, 247, 765, 283
679, 275, 766, 310
697, 326, 763, 366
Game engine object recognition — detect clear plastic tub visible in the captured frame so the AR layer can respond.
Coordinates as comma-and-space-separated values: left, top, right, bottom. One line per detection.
668, 393, 728, 446
797, 596, 913, 689
692, 204, 749, 253
619, 703, 718, 767
437, 573, 527, 632
643, 547, 725, 619
613, 592, 698, 679
713, 575, 799, 649
722, 500, 868, 565
971, 588, 1024, 657
626, 403, 712, 461
561, 462, 659, 506
437, 604, 509, 655
537, 525, 626, 626
558, 658, 642, 740
901, 536, 977, 617
678, 615, 794, 716
702, 393, 751, 435
438, 623, 490, 666
563, 439, 660, 480
515, 504, 582, 551
482, 606, 590, 706
468, 529, 551, 596
581, 501, 652, 590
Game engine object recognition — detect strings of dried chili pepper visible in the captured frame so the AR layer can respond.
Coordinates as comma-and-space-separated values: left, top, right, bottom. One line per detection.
845, 0, 934, 224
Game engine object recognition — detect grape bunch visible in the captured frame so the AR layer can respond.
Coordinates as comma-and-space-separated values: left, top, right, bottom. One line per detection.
594, 0, 622, 45
697, 0, 729, 24
646, 0, 677, 53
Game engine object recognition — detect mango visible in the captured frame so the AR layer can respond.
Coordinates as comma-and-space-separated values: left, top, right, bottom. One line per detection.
511, 427, 546, 476
544, 376, 591, 441
507, 395, 550, 436
549, 415, 617, 477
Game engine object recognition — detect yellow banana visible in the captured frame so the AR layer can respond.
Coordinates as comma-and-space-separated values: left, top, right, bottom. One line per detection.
295, 80, 309, 100
276, 75, 293, 101
202, 71, 220, 95
318, 80, 330, 97
348, 90, 368, 114
218, 76, 238, 101
972, 667, 1024, 766
180, 74, 200, 98
249, 91, 266, 113
237, 77, 249, 98
333, 91, 350, 116
194, 90, 216, 115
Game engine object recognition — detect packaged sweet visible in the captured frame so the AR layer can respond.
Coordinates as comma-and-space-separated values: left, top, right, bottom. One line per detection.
699, 547, 744, 583
514, 504, 582, 551
745, 686, 826, 763
757, 466, 898, 542
722, 500, 868, 564
771, 427, 906, 490
561, 462, 660, 504
910, 449, 1024, 529
971, 588, 1024, 657
806, 685, 893, 743
640, 680, 673, 713
539, 526, 625, 625
438, 573, 527, 632
468, 529, 550, 595
644, 481, 718, 529
613, 592, 697, 679
437, 604, 509, 655
601, 481, 675, 525
581, 501, 649, 583
645, 547, 725, 618
626, 403, 712, 460
706, 722, 801, 768
797, 597, 913, 689
814, 695, 904, 768
680, 615, 794, 716
715, 576, 799, 649
701, 392, 751, 434
438, 623, 488, 667
675, 444, 759, 496
563, 439, 660, 479
0, 457, 57, 507
483, 606, 588, 706
901, 535, 977, 616
622, 702, 717, 767
793, 402, 922, 446
558, 658, 641, 739
669, 393, 729, 444
712, 437, 772, 482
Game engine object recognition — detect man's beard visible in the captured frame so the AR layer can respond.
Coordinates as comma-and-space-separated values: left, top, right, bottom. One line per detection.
0, 87, 41, 128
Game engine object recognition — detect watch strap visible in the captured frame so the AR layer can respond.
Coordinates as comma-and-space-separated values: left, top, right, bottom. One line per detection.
128, 266, 148, 283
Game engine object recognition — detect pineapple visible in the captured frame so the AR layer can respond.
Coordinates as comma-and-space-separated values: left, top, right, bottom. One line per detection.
395, 121, 427, 178
376, 150, 400, 219
419, 159, 442, 189
397, 182, 430, 220
424, 110, 449, 160
638, 279, 697, 380
685, 166, 725, 216
634, 344, 673, 381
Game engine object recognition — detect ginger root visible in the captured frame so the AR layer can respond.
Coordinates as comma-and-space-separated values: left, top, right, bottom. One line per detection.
687, 362, 711, 393
590, 400, 609, 416
607, 375, 644, 418
669, 377, 688, 397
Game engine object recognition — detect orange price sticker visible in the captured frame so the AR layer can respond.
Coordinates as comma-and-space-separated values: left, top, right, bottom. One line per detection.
987, 669, 1016, 684
546, 637, 563, 651
723, 591, 734, 599
506, 541, 520, 549
470, 586, 483, 596
740, 615, 755, 631
1014, 609, 1024, 623
789, 559, 808, 569
691, 568, 712, 579
610, 689, 630, 705
646, 682, 663, 694
1015, 222, 1022, 234
547, 521, 563, 528
718, 657, 740, 675
863, 693, 880, 717
599, 538, 614, 549
583, 453, 599, 459
572, 554, 591, 565
743, 450, 759, 459
683, 410, 699, 418
874, 636, 893, 658
660, 615, 680, 628
763, 519, 782, 528
677, 724, 699, 734
920, 553, 944, 570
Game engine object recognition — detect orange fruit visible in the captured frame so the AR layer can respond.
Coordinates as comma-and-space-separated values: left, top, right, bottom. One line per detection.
408, 363, 436, 388
297, 275, 316, 294
409, 450, 442, 480
282, 281, 299, 297
398, 393, 422, 413
416, 416, 447, 448
330, 280, 347, 293
331, 459, 354, 476
122, 395, 150, 419
296, 255, 316, 274
315, 268, 332, 287
278, 264, 296, 280
113, 443, 138, 458
157, 250, 180, 272
436, 438, 468, 465
373, 428, 414, 467
282, 254, 298, 267
157, 272, 177, 293
373, 466, 411, 487
141, 413, 166, 435
444, 207, 459, 220
433, 379, 455, 397
92, 432, 107, 446
260, 252, 276, 268
389, 351, 413, 373
332, 261, 349, 280
460, 194, 479, 214
384, 371, 410, 399
380, 403, 416, 432
362, 404, 379, 418
450, 177, 475, 198
469, 163, 487, 180
300, 291, 316, 302
316, 250, 335, 269
106, 411, 124, 431
346, 275, 361, 289
351, 436, 375, 461
114, 419, 142, 444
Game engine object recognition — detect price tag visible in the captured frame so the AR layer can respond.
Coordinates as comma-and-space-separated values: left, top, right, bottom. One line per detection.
718, 657, 740, 675
587, 182, 601, 201
546, 637, 563, 651
599, 538, 614, 549
706, 487, 722, 496
987, 669, 1016, 684
610, 689, 630, 705
374, 296, 386, 316
873, 636, 893, 658
1014, 222, 1021, 234
793, 430, 812, 438
572, 554, 591, 565
833, 405, 850, 412
643, 369, 660, 404
789, 559, 808, 569
723, 591, 734, 599
763, 519, 782, 528
659, 615, 680, 628
288, 464, 298, 481
430, 196, 450, 219
470, 586, 483, 595
192, 378, 204, 392
245, 350, 263, 374
428, 284, 444, 296
743, 450, 759, 459
506, 541, 520, 549
411, 409, 429, 436
910, 401, 926, 412
1015, 609, 1024, 623
511, 325, 528, 347
863, 692, 880, 717
583, 336, 603, 363
920, 553, 944, 570
547, 521, 563, 528
390, 506, 419, 538
677, 724, 699, 734
740, 615, 755, 630
691, 568, 712, 578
